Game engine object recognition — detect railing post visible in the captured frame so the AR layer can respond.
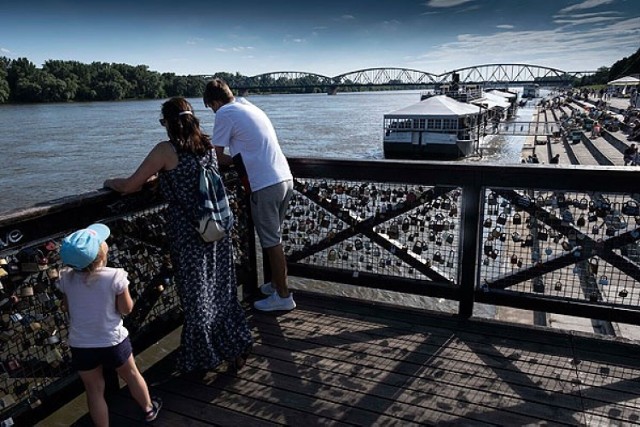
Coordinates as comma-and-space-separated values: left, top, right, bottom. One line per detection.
241, 194, 259, 301
458, 182, 482, 318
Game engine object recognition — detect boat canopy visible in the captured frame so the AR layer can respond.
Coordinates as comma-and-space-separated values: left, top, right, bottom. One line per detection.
384, 95, 480, 119
486, 89, 517, 101
470, 91, 511, 109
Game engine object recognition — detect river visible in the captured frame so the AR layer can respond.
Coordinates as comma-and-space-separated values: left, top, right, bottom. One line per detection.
0, 89, 534, 214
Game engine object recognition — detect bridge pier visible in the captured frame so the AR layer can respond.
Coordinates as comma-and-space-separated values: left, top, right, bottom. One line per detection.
238, 88, 249, 97
327, 86, 338, 95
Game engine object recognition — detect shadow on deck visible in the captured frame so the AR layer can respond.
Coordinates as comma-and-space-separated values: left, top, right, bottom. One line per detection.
47, 292, 640, 426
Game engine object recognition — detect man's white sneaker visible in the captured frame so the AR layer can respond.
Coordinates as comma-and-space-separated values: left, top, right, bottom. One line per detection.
254, 292, 296, 312
260, 282, 276, 295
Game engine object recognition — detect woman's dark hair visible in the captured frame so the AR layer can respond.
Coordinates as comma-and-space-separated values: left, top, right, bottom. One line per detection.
203, 78, 235, 108
161, 97, 212, 154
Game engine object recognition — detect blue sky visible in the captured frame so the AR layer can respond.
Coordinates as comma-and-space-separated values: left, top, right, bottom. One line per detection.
1, 0, 638, 77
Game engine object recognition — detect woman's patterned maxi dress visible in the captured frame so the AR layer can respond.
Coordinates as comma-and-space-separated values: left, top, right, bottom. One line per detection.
159, 145, 253, 372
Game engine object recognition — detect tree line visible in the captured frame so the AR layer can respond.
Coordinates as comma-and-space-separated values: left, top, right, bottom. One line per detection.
0, 48, 637, 104
0, 57, 251, 104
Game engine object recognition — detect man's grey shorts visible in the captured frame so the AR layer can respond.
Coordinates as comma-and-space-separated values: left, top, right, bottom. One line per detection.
250, 179, 294, 248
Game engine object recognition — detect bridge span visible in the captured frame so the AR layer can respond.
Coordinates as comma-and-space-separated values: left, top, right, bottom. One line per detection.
199, 63, 596, 94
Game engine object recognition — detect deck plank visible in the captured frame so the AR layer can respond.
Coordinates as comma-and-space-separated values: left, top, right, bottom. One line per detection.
43, 291, 640, 426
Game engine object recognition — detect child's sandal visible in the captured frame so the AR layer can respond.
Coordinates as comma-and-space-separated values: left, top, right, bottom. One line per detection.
144, 397, 162, 423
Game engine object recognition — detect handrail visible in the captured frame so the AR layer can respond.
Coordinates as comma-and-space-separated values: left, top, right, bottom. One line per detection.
1, 158, 640, 424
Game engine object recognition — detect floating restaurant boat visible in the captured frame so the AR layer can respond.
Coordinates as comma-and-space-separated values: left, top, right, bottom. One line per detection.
382, 95, 484, 160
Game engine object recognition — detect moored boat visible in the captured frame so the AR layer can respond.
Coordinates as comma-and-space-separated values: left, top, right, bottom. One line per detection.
383, 95, 483, 160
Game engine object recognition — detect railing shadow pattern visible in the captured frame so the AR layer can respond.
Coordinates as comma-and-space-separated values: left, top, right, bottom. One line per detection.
1, 158, 639, 424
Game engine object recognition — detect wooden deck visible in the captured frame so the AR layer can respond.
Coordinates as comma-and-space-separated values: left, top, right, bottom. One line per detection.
41, 292, 640, 426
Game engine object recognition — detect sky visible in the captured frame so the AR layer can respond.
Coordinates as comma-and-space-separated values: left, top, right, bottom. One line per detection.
1, 0, 639, 78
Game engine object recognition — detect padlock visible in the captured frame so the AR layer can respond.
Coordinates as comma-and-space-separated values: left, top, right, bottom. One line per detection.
446, 250, 454, 268
598, 275, 609, 286
512, 213, 522, 225
554, 281, 562, 291
412, 241, 423, 255
521, 234, 533, 247
497, 213, 507, 225
510, 254, 518, 264
538, 228, 548, 241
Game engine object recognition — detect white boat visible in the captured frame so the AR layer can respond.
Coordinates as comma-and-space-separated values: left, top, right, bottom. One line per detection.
383, 95, 483, 160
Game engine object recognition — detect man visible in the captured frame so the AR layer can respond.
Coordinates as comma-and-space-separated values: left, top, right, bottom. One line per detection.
203, 78, 295, 311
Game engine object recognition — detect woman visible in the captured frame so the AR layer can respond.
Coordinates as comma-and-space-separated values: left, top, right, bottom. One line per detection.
104, 97, 253, 373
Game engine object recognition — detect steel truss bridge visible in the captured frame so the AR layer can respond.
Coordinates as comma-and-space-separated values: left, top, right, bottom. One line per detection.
201, 64, 596, 93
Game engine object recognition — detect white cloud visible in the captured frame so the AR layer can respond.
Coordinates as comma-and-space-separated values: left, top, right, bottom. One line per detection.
1, 47, 10, 54
558, 0, 615, 14
284, 35, 306, 44
407, 16, 640, 73
553, 16, 618, 25
496, 24, 514, 29
186, 38, 204, 46
425, 0, 475, 7
215, 46, 254, 53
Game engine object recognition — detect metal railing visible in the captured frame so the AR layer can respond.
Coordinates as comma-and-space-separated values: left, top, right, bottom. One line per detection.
1, 158, 639, 424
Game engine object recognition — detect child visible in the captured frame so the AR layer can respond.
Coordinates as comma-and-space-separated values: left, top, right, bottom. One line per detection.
58, 223, 161, 425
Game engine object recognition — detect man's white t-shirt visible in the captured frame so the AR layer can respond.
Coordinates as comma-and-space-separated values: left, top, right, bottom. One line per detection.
212, 98, 292, 192
57, 267, 129, 348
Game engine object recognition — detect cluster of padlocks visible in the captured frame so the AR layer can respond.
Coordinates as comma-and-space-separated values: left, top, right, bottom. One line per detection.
0, 172, 251, 423
280, 179, 640, 301
479, 189, 640, 302
0, 207, 180, 421
283, 179, 462, 281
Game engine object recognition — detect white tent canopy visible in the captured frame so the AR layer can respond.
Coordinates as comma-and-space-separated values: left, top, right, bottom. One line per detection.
385, 95, 480, 119
607, 75, 640, 86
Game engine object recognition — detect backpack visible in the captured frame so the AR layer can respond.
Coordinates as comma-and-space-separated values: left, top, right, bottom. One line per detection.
194, 153, 234, 242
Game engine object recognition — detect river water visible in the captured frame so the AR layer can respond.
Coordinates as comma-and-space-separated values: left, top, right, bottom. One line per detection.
0, 89, 533, 214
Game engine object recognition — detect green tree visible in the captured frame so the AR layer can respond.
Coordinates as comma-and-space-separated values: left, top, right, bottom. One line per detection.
91, 63, 130, 100
609, 47, 640, 80
0, 57, 9, 103
43, 60, 79, 100
6, 57, 38, 101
